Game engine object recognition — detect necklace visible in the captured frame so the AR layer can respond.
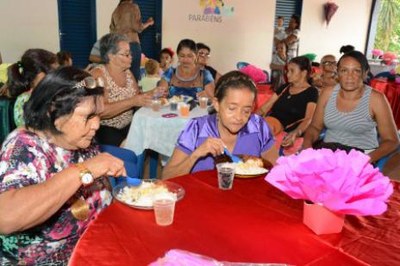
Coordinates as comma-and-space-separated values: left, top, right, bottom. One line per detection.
175, 66, 199, 82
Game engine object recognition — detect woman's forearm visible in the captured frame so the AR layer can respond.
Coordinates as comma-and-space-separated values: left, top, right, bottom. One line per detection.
368, 139, 399, 163
100, 98, 136, 119
0, 167, 81, 234
162, 152, 200, 179
302, 125, 321, 148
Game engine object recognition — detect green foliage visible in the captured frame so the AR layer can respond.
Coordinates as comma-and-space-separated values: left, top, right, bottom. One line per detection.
375, 0, 400, 54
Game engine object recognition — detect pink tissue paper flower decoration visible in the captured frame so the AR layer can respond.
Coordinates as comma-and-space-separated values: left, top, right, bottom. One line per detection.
382, 51, 398, 66
265, 148, 393, 216
149, 249, 219, 266
371, 49, 384, 57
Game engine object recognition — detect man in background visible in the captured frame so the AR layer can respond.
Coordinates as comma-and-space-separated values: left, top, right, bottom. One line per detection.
110, 0, 154, 82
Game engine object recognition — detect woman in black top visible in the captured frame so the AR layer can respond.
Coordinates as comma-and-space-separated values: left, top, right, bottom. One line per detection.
258, 56, 318, 147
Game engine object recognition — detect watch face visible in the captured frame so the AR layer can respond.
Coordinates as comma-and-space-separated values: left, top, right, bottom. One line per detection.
81, 172, 94, 185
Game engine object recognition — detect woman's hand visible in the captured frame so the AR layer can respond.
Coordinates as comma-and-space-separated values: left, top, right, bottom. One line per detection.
256, 107, 266, 116
133, 93, 152, 107
192, 137, 225, 159
196, 90, 208, 98
281, 131, 298, 147
81, 153, 127, 178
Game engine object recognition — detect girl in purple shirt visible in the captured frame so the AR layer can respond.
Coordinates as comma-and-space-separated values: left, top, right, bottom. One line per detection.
162, 71, 278, 178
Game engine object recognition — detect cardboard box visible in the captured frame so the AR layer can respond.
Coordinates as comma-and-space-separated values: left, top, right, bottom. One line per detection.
303, 201, 345, 235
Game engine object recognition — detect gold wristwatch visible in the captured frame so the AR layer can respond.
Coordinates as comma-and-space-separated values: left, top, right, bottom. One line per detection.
75, 163, 94, 186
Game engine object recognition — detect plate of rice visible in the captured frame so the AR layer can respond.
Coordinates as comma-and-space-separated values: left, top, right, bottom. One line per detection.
113, 179, 185, 210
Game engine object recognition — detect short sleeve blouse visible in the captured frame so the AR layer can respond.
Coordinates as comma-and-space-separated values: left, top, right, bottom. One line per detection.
176, 114, 274, 173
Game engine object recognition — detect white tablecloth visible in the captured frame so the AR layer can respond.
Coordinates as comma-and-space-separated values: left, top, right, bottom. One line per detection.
368, 61, 395, 76
124, 106, 208, 157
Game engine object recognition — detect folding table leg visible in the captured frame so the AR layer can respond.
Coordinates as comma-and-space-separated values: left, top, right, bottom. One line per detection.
136, 152, 146, 179
149, 150, 159, 179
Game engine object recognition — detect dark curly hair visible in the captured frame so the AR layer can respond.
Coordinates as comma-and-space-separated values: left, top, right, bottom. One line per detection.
24, 66, 104, 135
6, 49, 57, 98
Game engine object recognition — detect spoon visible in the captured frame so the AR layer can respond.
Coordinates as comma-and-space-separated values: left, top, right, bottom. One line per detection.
223, 147, 242, 163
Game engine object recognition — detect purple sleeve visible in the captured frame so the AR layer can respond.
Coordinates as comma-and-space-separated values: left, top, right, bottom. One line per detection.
176, 119, 201, 155
257, 115, 275, 153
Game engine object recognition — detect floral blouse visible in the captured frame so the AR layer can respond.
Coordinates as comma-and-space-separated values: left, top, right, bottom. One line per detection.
0, 128, 112, 265
13, 91, 31, 127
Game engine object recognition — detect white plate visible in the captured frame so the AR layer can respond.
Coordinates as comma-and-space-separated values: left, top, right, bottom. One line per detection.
113, 179, 185, 210
169, 95, 194, 103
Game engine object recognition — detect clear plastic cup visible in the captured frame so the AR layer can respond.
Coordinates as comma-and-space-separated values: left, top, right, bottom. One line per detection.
151, 99, 161, 112
170, 100, 178, 112
199, 97, 208, 109
153, 198, 176, 226
216, 163, 235, 190
179, 103, 190, 117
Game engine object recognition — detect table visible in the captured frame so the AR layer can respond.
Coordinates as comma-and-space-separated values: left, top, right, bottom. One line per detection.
69, 171, 400, 265
368, 60, 395, 76
370, 78, 400, 129
124, 106, 208, 178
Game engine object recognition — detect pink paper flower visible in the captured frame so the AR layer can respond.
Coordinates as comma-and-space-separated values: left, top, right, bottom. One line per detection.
265, 148, 393, 216
372, 49, 384, 57
382, 51, 398, 65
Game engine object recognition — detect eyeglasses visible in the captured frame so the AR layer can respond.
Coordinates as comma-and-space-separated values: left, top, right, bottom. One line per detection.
198, 52, 210, 58
74, 77, 104, 89
322, 61, 337, 66
117, 52, 132, 58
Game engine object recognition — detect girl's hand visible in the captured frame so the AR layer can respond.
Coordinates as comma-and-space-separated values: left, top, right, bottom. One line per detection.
192, 137, 225, 158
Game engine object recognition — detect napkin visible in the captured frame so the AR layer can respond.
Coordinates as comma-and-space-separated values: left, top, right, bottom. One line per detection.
265, 148, 393, 216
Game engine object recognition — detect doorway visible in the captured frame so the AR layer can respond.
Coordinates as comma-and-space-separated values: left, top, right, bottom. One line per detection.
57, 0, 97, 68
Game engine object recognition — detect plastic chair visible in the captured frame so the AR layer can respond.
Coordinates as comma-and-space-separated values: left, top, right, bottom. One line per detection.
0, 97, 16, 145
236, 61, 249, 70
99, 144, 139, 187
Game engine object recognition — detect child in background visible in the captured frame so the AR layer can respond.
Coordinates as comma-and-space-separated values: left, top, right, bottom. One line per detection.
273, 16, 286, 48
139, 59, 161, 92
270, 41, 288, 90
56, 51, 73, 66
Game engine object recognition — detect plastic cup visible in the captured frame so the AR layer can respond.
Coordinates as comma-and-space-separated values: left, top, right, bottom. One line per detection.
153, 198, 176, 226
179, 103, 190, 117
216, 163, 235, 190
151, 99, 161, 112
199, 97, 208, 109
170, 101, 178, 112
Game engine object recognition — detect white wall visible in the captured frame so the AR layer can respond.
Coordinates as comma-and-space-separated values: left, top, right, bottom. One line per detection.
0, 0, 59, 63
300, 0, 372, 62
0, 0, 373, 72
162, 0, 276, 74
96, 0, 119, 40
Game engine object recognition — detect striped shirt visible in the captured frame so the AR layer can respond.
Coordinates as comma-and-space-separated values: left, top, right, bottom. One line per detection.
324, 84, 379, 150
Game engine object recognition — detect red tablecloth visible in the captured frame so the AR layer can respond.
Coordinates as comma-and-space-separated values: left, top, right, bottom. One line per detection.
69, 171, 400, 266
370, 79, 400, 129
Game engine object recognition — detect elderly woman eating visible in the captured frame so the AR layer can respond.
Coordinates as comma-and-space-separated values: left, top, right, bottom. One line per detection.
90, 33, 165, 146
162, 71, 278, 179
0, 67, 126, 265
158, 38, 215, 100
